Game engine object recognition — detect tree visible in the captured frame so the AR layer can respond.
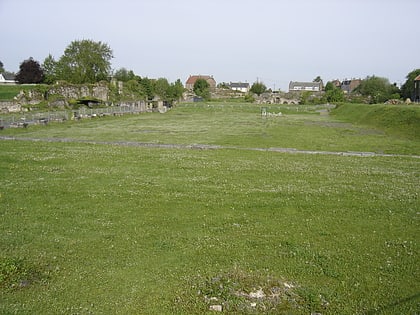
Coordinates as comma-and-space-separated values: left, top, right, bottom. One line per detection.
15, 57, 44, 84
193, 78, 210, 100
154, 78, 170, 100
168, 79, 185, 103
400, 69, 420, 101
354, 75, 399, 103
138, 77, 154, 100
0, 61, 4, 73
250, 81, 267, 96
313, 76, 324, 90
57, 39, 113, 84
113, 67, 137, 82
323, 82, 344, 103
42, 54, 58, 84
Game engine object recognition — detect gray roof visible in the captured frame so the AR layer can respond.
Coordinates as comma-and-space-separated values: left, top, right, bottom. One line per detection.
229, 82, 250, 88
289, 81, 321, 89
1, 73, 16, 80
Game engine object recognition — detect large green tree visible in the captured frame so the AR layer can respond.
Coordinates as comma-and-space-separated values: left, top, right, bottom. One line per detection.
250, 81, 267, 96
138, 77, 154, 100
400, 69, 420, 101
15, 57, 44, 84
168, 79, 185, 103
154, 78, 170, 101
42, 54, 58, 84
113, 67, 137, 82
354, 75, 399, 103
57, 39, 113, 84
323, 81, 344, 103
193, 78, 210, 100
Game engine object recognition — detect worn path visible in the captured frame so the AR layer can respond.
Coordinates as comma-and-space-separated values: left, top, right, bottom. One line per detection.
1, 136, 419, 159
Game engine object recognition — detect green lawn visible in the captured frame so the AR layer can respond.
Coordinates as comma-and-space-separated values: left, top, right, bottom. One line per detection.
2, 103, 420, 155
0, 85, 36, 100
0, 103, 419, 314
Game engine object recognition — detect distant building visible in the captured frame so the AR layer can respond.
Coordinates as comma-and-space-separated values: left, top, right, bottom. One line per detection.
289, 81, 322, 92
341, 79, 362, 93
414, 75, 420, 102
331, 79, 341, 88
185, 75, 216, 90
227, 82, 250, 93
0, 73, 17, 84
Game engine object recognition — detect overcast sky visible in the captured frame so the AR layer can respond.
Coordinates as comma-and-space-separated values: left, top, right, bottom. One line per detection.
1, 0, 419, 90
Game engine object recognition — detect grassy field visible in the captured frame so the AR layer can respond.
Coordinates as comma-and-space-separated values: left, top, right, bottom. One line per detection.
0, 103, 419, 314
0, 85, 37, 101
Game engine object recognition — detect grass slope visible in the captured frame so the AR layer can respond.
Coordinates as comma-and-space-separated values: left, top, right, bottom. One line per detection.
1, 104, 419, 314
331, 103, 420, 140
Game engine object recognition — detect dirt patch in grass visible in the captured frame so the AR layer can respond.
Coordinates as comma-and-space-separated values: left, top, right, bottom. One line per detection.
176, 268, 329, 314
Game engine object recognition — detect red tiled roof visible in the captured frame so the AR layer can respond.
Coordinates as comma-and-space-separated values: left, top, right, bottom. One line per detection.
414, 75, 420, 81
186, 75, 214, 85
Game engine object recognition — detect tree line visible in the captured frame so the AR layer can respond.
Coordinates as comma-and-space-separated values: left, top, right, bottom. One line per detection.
1, 39, 419, 104
1, 40, 185, 103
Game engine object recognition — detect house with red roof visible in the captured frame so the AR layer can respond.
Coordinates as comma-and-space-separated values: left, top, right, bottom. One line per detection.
185, 75, 216, 90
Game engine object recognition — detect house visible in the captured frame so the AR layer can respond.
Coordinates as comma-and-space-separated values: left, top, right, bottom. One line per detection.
289, 81, 322, 92
185, 75, 216, 90
228, 82, 250, 93
0, 73, 17, 84
331, 79, 341, 88
414, 75, 420, 102
341, 79, 361, 93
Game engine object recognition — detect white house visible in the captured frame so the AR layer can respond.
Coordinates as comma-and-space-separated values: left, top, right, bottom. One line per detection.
289, 81, 322, 92
0, 73, 17, 84
228, 82, 250, 93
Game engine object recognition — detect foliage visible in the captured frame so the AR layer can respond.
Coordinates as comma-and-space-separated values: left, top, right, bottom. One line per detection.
250, 81, 267, 96
299, 91, 312, 104
168, 79, 185, 103
15, 57, 44, 84
323, 82, 344, 103
217, 82, 230, 89
354, 75, 400, 103
193, 78, 211, 100
138, 77, 154, 100
0, 60, 4, 73
42, 54, 58, 84
153, 77, 170, 101
313, 76, 324, 89
244, 93, 255, 103
113, 67, 137, 82
55, 39, 113, 84
313, 75, 323, 83
400, 69, 420, 101
122, 79, 144, 100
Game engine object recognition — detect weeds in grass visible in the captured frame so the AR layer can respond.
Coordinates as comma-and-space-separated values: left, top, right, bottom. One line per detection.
0, 257, 46, 291
182, 267, 329, 314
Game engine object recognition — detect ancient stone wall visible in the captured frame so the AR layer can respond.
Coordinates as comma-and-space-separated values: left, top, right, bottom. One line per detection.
47, 82, 108, 101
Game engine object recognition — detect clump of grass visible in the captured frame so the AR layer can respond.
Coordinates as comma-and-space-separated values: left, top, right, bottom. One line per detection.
0, 257, 45, 290
176, 267, 328, 314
